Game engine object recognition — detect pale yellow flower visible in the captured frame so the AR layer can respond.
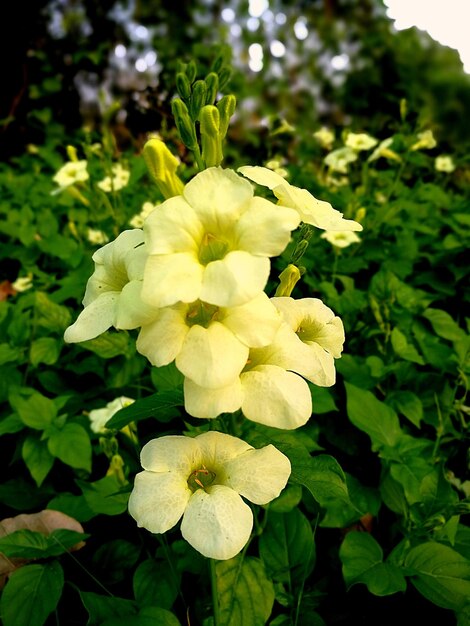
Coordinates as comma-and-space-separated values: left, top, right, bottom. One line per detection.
97, 163, 130, 192
410, 130, 437, 151
87, 229, 109, 245
368, 138, 401, 163
435, 155, 455, 173
313, 127, 335, 150
324, 147, 358, 173
142, 167, 299, 309
53, 161, 89, 188
128, 201, 159, 228
184, 323, 316, 429
128, 431, 291, 560
238, 166, 362, 232
321, 230, 361, 248
136, 293, 282, 389
345, 133, 378, 151
89, 397, 135, 434
12, 275, 33, 292
64, 230, 157, 343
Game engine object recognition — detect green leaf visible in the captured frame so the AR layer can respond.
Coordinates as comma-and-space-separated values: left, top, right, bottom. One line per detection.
0, 561, 64, 626
101, 606, 181, 626
47, 422, 91, 471
340, 532, 406, 596
10, 391, 57, 429
259, 509, 315, 585
391, 327, 425, 365
404, 541, 470, 610
0, 528, 88, 558
422, 308, 466, 342
22, 433, 55, 486
387, 391, 423, 428
345, 383, 402, 449
77, 474, 129, 516
311, 386, 338, 414
93, 540, 141, 585
0, 412, 25, 435
150, 362, 184, 391
0, 343, 22, 365
46, 493, 95, 522
35, 292, 71, 332
30, 337, 60, 366
81, 331, 133, 359
79, 591, 137, 626
216, 556, 275, 626
133, 559, 180, 609
106, 390, 184, 429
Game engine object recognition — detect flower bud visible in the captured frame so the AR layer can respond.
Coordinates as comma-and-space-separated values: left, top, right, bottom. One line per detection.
142, 138, 184, 198
218, 67, 232, 89
217, 94, 236, 138
189, 80, 207, 121
172, 98, 198, 149
185, 60, 197, 83
275, 264, 301, 297
66, 145, 78, 162
176, 72, 191, 100
200, 105, 222, 167
205, 72, 219, 105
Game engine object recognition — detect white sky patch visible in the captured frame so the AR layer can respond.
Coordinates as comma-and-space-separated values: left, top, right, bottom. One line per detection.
384, 0, 470, 73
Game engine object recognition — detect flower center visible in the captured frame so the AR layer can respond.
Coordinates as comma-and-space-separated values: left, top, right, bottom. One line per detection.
198, 232, 229, 265
296, 319, 322, 343
187, 466, 216, 492
186, 300, 220, 328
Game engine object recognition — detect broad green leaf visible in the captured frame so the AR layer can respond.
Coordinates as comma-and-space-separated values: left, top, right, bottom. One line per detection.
340, 532, 406, 596
35, 292, 71, 332
268, 484, 303, 513
0, 343, 22, 365
422, 308, 466, 342
387, 390, 423, 428
133, 559, 180, 609
10, 390, 57, 429
47, 422, 91, 471
391, 327, 425, 365
345, 383, 402, 449
0, 528, 87, 559
22, 433, 55, 486
81, 331, 133, 359
47, 493, 95, 522
405, 542, 470, 610
259, 509, 315, 585
30, 337, 60, 366
0, 412, 24, 435
79, 591, 137, 626
92, 540, 141, 585
216, 556, 275, 626
77, 474, 129, 515
390, 459, 435, 505
101, 606, 181, 626
0, 561, 64, 626
311, 386, 338, 414
106, 389, 184, 429
150, 362, 184, 391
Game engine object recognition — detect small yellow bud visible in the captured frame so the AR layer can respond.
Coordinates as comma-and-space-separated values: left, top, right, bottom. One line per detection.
106, 454, 127, 485
143, 138, 184, 199
66, 145, 79, 162
355, 207, 366, 222
275, 264, 301, 297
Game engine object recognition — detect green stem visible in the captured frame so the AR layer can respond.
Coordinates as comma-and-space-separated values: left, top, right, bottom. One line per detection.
192, 141, 205, 171
210, 558, 220, 626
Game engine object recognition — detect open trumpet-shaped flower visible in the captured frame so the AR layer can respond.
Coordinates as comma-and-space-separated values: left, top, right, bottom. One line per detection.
128, 431, 291, 560
141, 167, 300, 309
136, 292, 281, 388
64, 229, 157, 343
238, 166, 362, 232
184, 324, 315, 429
272, 297, 345, 387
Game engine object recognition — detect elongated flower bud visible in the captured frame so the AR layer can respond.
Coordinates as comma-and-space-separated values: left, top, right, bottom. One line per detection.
143, 138, 184, 198
172, 98, 198, 149
189, 80, 207, 121
176, 72, 191, 100
217, 94, 236, 138
205, 72, 219, 105
185, 60, 197, 83
275, 264, 301, 297
200, 105, 222, 167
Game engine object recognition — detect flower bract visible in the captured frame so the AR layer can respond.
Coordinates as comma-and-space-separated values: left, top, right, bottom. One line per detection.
128, 431, 291, 560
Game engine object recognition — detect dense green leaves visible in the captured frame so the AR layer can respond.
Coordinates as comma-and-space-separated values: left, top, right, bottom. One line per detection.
0, 561, 64, 626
